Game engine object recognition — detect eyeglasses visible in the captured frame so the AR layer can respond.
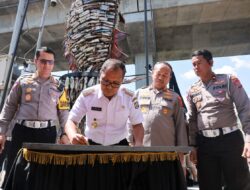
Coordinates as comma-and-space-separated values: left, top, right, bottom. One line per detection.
100, 79, 121, 88
38, 59, 54, 65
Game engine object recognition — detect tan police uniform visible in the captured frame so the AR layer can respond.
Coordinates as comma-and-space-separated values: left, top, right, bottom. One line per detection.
135, 86, 188, 146
187, 73, 250, 190
0, 72, 69, 182
0, 72, 69, 134
187, 74, 250, 145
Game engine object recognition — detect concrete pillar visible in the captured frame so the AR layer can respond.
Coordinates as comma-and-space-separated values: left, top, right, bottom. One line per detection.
134, 53, 153, 89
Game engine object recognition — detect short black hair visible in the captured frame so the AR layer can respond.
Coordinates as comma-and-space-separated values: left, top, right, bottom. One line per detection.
191, 49, 213, 62
100, 59, 126, 77
35, 47, 56, 59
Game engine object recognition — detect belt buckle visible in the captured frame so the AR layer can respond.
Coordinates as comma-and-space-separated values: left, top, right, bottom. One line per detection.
202, 129, 220, 137
34, 121, 40, 128
41, 121, 47, 128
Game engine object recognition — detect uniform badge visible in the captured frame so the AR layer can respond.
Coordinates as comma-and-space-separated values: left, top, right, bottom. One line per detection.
91, 118, 98, 128
141, 106, 148, 113
26, 87, 32, 93
25, 94, 32, 101
162, 108, 168, 114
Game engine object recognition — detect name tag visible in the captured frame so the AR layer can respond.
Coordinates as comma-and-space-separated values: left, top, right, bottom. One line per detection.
91, 107, 102, 111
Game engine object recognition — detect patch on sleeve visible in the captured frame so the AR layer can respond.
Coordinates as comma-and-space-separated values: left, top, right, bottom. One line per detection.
177, 96, 184, 107
58, 90, 70, 110
231, 75, 242, 88
82, 88, 94, 97
132, 97, 139, 109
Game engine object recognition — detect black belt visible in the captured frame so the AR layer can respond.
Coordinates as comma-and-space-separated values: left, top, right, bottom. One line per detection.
88, 138, 129, 146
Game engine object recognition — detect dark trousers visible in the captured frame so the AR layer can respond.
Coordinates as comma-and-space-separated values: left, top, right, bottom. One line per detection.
3, 123, 57, 187
88, 138, 129, 146
197, 130, 250, 190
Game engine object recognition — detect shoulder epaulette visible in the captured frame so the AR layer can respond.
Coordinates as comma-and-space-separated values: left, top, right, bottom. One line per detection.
122, 88, 134, 97
20, 73, 32, 78
21, 74, 34, 84
189, 80, 201, 92
163, 89, 173, 100
50, 76, 59, 84
230, 75, 242, 88
82, 88, 95, 97
167, 88, 180, 97
141, 85, 148, 89
167, 88, 175, 93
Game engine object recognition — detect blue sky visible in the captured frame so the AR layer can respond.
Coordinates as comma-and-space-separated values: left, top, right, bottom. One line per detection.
169, 55, 250, 100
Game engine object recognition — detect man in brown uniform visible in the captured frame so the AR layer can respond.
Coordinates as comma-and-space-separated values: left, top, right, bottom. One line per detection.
187, 49, 250, 190
127, 61, 188, 190
0, 47, 69, 183
135, 62, 188, 147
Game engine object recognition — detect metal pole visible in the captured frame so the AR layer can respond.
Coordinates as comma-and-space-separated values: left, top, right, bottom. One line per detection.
0, 0, 30, 111
144, 0, 149, 85
36, 0, 50, 51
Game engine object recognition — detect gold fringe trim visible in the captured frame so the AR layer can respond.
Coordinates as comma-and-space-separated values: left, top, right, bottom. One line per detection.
23, 148, 177, 166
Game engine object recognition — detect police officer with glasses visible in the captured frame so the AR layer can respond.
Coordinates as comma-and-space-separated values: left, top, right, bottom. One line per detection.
0, 47, 69, 183
64, 58, 144, 146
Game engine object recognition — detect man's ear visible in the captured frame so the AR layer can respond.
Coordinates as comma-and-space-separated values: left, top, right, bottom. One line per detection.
209, 60, 213, 66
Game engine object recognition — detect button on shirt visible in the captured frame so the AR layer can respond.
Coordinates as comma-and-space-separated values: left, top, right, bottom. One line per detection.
68, 85, 143, 145
187, 74, 250, 145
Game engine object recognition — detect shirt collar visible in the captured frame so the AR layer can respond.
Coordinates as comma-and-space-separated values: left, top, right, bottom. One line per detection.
97, 85, 122, 99
32, 71, 54, 83
149, 85, 166, 94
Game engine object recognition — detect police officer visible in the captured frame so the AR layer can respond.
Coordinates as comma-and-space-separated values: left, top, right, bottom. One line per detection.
187, 49, 250, 190
0, 47, 69, 182
134, 61, 188, 147
65, 59, 144, 146
127, 62, 188, 189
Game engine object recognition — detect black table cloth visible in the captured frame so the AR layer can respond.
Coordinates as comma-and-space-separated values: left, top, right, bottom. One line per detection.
4, 144, 191, 190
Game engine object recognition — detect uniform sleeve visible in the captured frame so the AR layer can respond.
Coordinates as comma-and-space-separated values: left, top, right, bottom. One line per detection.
186, 90, 199, 146
126, 120, 134, 144
56, 89, 70, 134
68, 93, 88, 124
0, 78, 22, 134
128, 94, 143, 125
229, 75, 250, 142
174, 96, 188, 146
57, 109, 69, 134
